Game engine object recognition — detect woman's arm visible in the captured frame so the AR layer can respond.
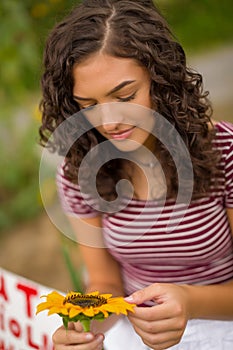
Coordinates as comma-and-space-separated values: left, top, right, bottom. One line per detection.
68, 215, 124, 296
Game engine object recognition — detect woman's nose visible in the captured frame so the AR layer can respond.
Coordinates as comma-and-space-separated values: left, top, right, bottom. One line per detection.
99, 103, 121, 131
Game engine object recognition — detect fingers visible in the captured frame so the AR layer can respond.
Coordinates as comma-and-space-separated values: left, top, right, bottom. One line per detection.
129, 302, 184, 323
54, 335, 104, 350
125, 283, 161, 305
132, 322, 184, 350
128, 304, 186, 350
136, 329, 181, 350
73, 321, 85, 332
52, 325, 104, 350
129, 314, 186, 334
52, 325, 93, 344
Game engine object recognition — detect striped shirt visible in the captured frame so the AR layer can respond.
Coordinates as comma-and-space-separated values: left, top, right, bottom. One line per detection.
57, 121, 233, 297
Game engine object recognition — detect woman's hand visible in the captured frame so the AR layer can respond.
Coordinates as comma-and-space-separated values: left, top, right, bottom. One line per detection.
52, 321, 104, 350
125, 283, 190, 350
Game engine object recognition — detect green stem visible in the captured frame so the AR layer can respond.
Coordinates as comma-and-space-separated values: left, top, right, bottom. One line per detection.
80, 318, 91, 332
61, 243, 84, 292
80, 318, 104, 350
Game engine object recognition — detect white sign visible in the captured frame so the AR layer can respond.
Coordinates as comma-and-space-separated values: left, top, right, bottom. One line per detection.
0, 268, 61, 350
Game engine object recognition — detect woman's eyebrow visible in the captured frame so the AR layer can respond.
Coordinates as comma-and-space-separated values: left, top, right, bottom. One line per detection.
106, 80, 136, 96
73, 80, 136, 101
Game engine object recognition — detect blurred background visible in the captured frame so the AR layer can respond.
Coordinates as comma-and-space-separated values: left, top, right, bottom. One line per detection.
0, 0, 233, 292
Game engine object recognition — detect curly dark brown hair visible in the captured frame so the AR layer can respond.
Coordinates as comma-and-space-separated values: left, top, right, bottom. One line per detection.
39, 0, 219, 205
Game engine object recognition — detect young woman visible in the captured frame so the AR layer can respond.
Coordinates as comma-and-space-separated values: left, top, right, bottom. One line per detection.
39, 0, 233, 349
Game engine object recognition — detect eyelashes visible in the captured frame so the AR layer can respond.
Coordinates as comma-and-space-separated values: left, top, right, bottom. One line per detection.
79, 92, 137, 110
117, 91, 137, 102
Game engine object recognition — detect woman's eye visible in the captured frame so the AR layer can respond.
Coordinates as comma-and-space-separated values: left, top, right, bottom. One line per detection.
117, 92, 137, 102
80, 103, 97, 110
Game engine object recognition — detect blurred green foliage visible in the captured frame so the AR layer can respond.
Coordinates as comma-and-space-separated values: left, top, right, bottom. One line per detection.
0, 0, 232, 231
0, 114, 40, 230
0, 0, 77, 231
0, 0, 76, 107
159, 0, 233, 54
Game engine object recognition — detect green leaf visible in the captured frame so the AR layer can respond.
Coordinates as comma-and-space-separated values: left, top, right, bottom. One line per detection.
62, 316, 69, 330
92, 312, 108, 321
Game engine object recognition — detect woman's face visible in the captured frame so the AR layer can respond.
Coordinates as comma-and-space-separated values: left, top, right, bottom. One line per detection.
72, 53, 156, 152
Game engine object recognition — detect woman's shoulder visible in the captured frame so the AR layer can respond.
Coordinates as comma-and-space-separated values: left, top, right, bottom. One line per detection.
213, 121, 233, 173
214, 120, 233, 136
213, 120, 233, 150
56, 163, 99, 218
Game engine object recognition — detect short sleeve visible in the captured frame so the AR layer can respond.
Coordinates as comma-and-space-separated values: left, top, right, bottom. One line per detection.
225, 141, 233, 208
56, 165, 99, 218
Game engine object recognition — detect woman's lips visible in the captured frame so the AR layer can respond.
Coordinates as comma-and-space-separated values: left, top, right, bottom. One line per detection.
108, 127, 135, 140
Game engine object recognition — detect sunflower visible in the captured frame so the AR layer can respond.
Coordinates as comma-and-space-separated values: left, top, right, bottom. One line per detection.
36, 290, 135, 330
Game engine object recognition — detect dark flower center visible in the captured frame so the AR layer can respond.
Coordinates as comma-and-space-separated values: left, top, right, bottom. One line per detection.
63, 294, 107, 307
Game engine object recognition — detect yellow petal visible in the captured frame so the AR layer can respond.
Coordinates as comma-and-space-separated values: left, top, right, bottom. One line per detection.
81, 307, 95, 317
99, 293, 112, 299
47, 291, 65, 302
85, 291, 99, 297
69, 307, 82, 319
48, 307, 66, 316
36, 302, 52, 314
99, 309, 109, 318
